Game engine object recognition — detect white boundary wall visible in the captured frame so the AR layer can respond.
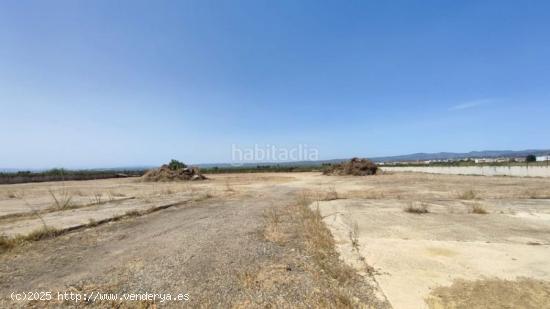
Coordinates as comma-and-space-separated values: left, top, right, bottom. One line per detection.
382, 166, 550, 178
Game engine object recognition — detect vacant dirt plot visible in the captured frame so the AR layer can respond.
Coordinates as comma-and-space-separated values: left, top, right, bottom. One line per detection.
0, 173, 389, 308
1, 172, 550, 307
313, 173, 550, 309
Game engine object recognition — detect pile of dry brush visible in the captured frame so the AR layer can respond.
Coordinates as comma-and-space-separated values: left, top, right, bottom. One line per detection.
142, 160, 207, 182
323, 158, 378, 176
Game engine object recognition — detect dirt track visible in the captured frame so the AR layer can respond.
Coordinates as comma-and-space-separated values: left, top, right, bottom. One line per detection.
1, 187, 289, 307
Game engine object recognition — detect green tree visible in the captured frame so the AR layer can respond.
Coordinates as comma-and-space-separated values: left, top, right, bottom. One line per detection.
526, 154, 537, 162
168, 159, 187, 170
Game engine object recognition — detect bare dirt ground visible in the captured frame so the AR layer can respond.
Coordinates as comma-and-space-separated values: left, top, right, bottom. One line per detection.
312, 172, 550, 309
1, 172, 550, 308
0, 173, 387, 308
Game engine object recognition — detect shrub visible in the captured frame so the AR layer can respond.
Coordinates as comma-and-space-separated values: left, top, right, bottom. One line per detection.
470, 203, 488, 214
168, 159, 187, 171
323, 158, 378, 176
404, 202, 429, 214
458, 190, 478, 200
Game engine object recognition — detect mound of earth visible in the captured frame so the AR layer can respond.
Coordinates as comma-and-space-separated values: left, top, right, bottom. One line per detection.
142, 164, 207, 182
323, 158, 378, 176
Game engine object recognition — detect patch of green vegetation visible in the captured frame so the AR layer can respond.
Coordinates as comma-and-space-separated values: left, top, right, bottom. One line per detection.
0, 169, 145, 184
202, 165, 321, 174
168, 159, 187, 170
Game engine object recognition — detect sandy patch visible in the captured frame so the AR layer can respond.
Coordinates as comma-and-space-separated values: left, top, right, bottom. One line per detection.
317, 196, 550, 308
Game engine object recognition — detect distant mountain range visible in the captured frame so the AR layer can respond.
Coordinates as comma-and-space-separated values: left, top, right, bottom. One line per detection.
2, 149, 549, 172
368, 149, 550, 163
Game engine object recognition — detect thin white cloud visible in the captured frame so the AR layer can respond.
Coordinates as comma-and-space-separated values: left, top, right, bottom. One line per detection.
449, 99, 493, 111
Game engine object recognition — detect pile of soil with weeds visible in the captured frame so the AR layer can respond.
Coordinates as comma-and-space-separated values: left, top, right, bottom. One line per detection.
142, 162, 206, 182
323, 158, 378, 176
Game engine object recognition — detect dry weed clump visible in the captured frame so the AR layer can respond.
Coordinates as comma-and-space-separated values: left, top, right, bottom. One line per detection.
124, 210, 141, 217
142, 160, 206, 182
0, 226, 62, 253
404, 201, 430, 214
89, 192, 103, 205
362, 190, 385, 199
262, 207, 285, 244
349, 221, 360, 252
469, 203, 488, 214
49, 188, 73, 210
323, 158, 378, 176
323, 186, 339, 201
6, 190, 21, 199
194, 191, 213, 201
523, 189, 550, 199
458, 189, 478, 200
109, 191, 126, 197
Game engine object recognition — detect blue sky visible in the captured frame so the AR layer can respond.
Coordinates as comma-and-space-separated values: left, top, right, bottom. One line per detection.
1, 0, 549, 169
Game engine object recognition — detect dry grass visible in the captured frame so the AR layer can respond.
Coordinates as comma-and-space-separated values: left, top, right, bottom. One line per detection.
426, 278, 550, 309
87, 218, 99, 227
458, 189, 478, 200
323, 186, 339, 201
362, 190, 386, 199
469, 203, 488, 214
238, 270, 257, 289
124, 210, 141, 217
262, 207, 284, 243
225, 180, 236, 192
404, 201, 430, 214
292, 197, 377, 305
249, 194, 387, 308
184, 183, 196, 195
0, 226, 62, 253
73, 189, 86, 197
24, 226, 63, 241
349, 221, 360, 252
523, 189, 550, 199
49, 188, 73, 210
162, 187, 175, 195
89, 192, 103, 205
109, 191, 126, 197
106, 191, 115, 202
6, 190, 20, 199
194, 191, 213, 201
297, 197, 367, 282
0, 235, 21, 252
343, 189, 387, 199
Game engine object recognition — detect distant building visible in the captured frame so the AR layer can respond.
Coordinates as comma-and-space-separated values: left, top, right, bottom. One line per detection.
474, 157, 513, 163
536, 155, 550, 162
475, 158, 497, 164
